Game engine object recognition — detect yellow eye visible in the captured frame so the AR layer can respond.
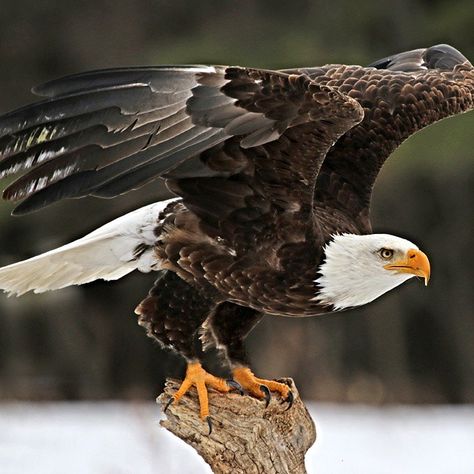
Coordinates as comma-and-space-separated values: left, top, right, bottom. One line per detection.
379, 248, 394, 260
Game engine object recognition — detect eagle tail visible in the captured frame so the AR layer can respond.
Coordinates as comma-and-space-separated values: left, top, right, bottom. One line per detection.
0, 199, 177, 296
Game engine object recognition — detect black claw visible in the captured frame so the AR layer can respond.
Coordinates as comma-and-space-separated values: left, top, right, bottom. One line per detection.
285, 390, 294, 411
226, 379, 244, 395
206, 416, 213, 435
164, 396, 174, 413
260, 384, 271, 408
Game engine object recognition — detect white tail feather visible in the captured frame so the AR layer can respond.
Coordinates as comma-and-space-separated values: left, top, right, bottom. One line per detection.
0, 199, 178, 296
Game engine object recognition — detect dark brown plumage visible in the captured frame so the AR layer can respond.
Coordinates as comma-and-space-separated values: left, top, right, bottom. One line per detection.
0, 44, 472, 422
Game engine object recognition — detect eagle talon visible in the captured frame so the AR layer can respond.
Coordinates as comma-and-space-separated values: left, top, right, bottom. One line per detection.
206, 416, 213, 435
226, 379, 244, 395
232, 367, 292, 406
165, 363, 233, 422
260, 384, 271, 408
164, 396, 174, 413
285, 390, 294, 410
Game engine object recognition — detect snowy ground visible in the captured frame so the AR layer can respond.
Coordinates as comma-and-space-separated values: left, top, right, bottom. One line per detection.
1, 402, 473, 474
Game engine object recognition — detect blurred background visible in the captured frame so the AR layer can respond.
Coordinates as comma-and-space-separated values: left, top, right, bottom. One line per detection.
0, 0, 473, 405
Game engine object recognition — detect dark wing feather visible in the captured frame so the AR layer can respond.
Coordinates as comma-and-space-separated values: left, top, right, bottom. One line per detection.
368, 44, 470, 72
0, 67, 208, 211
0, 66, 278, 213
31, 66, 211, 97
285, 44, 474, 232
91, 129, 227, 198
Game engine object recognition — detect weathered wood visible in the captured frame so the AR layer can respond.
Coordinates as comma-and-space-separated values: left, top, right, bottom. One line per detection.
158, 378, 316, 473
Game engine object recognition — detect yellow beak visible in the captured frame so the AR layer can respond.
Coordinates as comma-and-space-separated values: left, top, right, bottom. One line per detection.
384, 248, 431, 286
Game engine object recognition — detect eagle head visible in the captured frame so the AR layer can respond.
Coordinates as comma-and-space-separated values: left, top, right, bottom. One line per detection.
314, 234, 431, 310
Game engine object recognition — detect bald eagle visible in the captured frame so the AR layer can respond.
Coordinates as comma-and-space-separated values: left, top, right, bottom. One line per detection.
0, 44, 472, 428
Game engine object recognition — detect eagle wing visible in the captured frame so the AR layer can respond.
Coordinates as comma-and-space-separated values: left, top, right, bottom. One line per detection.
0, 66, 362, 224
284, 44, 474, 232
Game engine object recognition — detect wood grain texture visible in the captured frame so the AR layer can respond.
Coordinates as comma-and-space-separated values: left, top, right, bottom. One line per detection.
158, 378, 316, 474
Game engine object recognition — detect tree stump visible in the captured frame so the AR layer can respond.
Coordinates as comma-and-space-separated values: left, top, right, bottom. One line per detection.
157, 378, 316, 473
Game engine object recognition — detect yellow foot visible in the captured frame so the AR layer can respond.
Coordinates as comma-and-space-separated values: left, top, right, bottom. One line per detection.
232, 367, 294, 408
165, 362, 236, 427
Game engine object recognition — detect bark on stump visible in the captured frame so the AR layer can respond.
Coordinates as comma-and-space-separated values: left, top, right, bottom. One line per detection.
158, 378, 316, 473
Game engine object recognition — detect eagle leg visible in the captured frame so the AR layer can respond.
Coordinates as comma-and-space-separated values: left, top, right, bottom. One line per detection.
203, 302, 294, 407
136, 271, 241, 426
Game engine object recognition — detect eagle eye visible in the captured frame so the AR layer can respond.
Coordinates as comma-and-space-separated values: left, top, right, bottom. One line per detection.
379, 248, 394, 260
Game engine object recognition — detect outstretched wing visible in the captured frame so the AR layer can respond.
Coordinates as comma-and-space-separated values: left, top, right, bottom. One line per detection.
0, 65, 250, 213
0, 66, 361, 219
286, 44, 474, 232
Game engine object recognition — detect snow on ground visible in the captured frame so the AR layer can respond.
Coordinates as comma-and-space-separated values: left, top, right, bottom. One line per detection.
1, 402, 473, 474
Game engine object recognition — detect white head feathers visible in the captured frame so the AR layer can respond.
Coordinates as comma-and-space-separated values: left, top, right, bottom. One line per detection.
314, 233, 429, 310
